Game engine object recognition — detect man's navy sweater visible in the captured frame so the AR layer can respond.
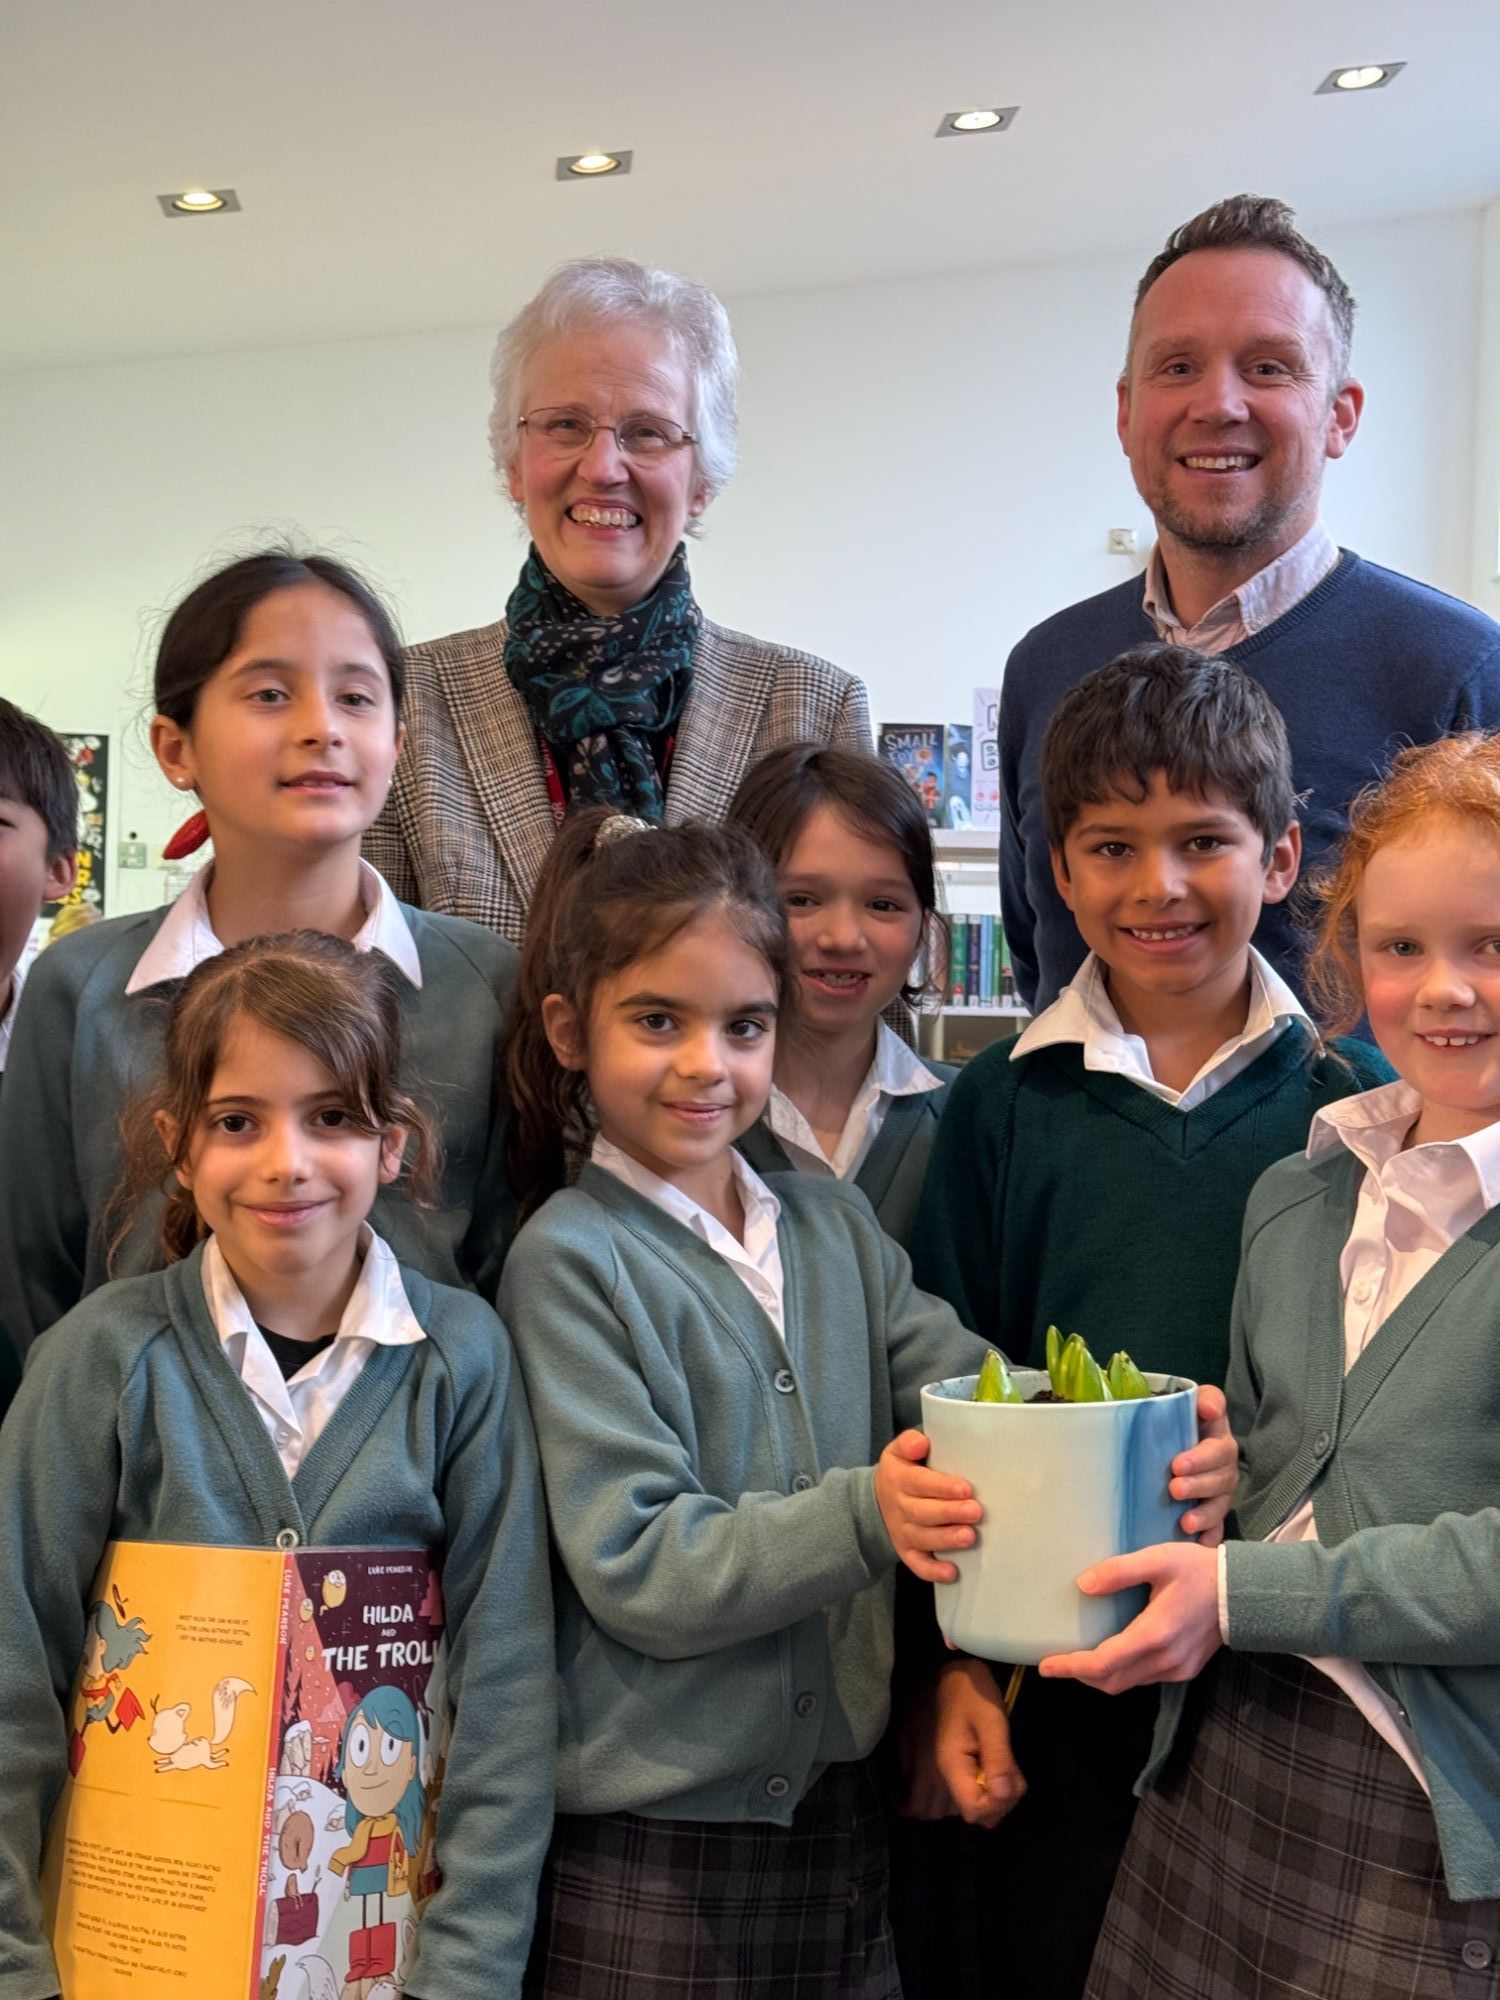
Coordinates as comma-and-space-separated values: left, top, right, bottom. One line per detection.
1000, 551, 1500, 1008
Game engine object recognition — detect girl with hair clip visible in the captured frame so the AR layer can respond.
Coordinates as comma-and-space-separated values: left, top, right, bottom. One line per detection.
0, 932, 552, 2000
1048, 734, 1500, 1998
727, 745, 955, 1250
0, 550, 518, 1371
498, 809, 1238, 1999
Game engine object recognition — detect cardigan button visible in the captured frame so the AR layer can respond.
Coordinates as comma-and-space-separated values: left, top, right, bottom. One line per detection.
275, 1527, 300, 1550
1462, 1940, 1493, 1970
1311, 1430, 1331, 1458
795, 1692, 818, 1718
773, 1368, 797, 1394
765, 1774, 790, 1799
791, 1474, 814, 1493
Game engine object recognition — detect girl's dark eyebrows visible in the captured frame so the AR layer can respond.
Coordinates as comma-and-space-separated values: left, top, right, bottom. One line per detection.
221, 656, 383, 678
203, 1089, 346, 1109
614, 989, 778, 1015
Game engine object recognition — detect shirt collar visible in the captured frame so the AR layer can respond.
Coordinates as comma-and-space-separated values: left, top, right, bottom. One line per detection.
1142, 521, 1339, 643
1307, 1080, 1500, 1211
765, 1019, 941, 1172
125, 860, 422, 995
1014, 947, 1304, 1058
0, 955, 27, 1071
590, 1133, 782, 1247
203, 1224, 425, 1400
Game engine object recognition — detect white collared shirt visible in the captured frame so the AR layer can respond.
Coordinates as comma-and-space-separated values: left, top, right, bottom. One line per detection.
125, 860, 422, 995
1219, 1082, 1500, 1793
1011, 948, 1306, 1110
0, 956, 27, 1073
1142, 520, 1340, 653
591, 1135, 787, 1342
765, 1020, 945, 1181
203, 1225, 425, 1478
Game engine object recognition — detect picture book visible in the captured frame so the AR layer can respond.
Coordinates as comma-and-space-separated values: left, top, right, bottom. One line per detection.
971, 688, 1000, 830
877, 724, 945, 828
42, 1540, 448, 2000
943, 724, 973, 829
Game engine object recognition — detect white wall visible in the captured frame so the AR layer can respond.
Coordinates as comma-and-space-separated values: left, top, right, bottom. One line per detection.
0, 206, 1483, 917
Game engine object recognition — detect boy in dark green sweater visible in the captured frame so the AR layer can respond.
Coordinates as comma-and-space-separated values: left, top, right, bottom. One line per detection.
893, 644, 1391, 2000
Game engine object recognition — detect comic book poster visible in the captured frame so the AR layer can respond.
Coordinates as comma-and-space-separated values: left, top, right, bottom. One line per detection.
943, 725, 973, 829
971, 689, 1000, 830
44, 734, 109, 921
877, 725, 945, 829
42, 1541, 445, 2000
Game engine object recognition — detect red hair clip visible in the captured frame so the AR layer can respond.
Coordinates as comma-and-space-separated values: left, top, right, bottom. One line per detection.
161, 811, 211, 860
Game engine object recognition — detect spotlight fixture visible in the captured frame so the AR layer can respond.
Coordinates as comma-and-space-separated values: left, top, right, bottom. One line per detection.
1315, 62, 1404, 94
936, 106, 1018, 138
556, 150, 632, 180
157, 187, 241, 216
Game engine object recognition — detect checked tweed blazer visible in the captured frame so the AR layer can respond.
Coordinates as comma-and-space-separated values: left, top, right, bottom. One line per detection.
366, 614, 872, 942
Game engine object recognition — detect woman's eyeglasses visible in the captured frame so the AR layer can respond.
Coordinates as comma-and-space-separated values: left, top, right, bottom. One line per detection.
517, 406, 696, 462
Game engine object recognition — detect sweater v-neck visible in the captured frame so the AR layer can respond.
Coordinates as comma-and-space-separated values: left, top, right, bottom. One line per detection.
1049, 1024, 1317, 1155
163, 1248, 420, 1542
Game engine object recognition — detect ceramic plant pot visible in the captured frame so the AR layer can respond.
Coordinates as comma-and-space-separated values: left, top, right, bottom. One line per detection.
919, 1367, 1197, 1664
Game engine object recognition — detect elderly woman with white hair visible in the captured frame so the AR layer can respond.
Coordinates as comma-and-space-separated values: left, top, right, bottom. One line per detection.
367, 257, 872, 941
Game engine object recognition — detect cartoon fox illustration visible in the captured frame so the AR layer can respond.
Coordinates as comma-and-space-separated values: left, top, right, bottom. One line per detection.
149, 1676, 255, 1773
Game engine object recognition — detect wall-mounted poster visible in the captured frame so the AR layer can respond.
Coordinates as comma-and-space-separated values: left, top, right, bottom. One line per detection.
44, 734, 108, 920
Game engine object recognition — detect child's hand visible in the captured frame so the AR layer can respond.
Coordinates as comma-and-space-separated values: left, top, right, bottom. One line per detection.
895, 1657, 1026, 1828
1037, 1542, 1221, 1694
874, 1429, 982, 1582
1171, 1385, 1238, 1545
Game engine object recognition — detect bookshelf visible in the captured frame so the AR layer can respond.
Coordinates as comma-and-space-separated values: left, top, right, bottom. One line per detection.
920, 828, 1030, 1062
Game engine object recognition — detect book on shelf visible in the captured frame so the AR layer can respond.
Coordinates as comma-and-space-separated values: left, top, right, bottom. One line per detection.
942, 724, 973, 830
877, 724, 945, 829
43, 1539, 448, 2000
971, 689, 1000, 830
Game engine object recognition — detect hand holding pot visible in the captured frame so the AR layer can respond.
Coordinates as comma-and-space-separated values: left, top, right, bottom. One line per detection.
875, 1429, 983, 1582
1171, 1385, 1238, 1543
1035, 1541, 1222, 1694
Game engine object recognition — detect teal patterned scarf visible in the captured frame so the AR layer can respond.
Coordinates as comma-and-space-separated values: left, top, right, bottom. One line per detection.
503, 544, 701, 819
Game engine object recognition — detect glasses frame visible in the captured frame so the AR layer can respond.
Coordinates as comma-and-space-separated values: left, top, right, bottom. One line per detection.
517, 405, 698, 462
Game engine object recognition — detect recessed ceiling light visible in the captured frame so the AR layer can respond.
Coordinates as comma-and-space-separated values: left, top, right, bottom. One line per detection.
935, 106, 1019, 138
1315, 62, 1404, 94
157, 187, 241, 216
556, 150, 632, 180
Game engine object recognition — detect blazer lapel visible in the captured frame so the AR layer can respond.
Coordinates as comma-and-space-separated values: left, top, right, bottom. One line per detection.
434, 620, 557, 913
666, 622, 775, 822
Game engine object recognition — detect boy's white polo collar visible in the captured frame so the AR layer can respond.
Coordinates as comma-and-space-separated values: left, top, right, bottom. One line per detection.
1011, 946, 1308, 1110
125, 860, 421, 994
0, 956, 28, 1073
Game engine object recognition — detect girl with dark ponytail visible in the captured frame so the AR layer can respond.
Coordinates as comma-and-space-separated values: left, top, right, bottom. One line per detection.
497, 808, 1015, 1998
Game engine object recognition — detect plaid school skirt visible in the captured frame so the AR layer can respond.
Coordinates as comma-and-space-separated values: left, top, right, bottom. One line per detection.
1086, 1650, 1500, 2000
524, 1759, 902, 1999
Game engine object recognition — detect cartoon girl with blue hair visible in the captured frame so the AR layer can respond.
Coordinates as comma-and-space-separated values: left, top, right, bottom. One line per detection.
329, 1687, 424, 1996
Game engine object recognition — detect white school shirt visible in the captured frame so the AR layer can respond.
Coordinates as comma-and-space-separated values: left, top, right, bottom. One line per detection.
0, 956, 27, 1073
1010, 947, 1307, 1110
1142, 520, 1340, 653
124, 859, 422, 994
591, 1135, 787, 1342
203, 1224, 426, 1479
765, 1019, 945, 1181
1216, 1080, 1500, 1792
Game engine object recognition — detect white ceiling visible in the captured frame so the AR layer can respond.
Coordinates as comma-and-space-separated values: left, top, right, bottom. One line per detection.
4, 0, 1499, 375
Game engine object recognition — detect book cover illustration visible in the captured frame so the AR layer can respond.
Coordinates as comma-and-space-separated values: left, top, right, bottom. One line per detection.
877, 724, 945, 828
943, 725, 973, 830
971, 688, 1000, 830
43, 1541, 446, 2000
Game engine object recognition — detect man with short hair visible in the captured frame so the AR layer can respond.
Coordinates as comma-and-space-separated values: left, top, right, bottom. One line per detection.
1001, 193, 1500, 1011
